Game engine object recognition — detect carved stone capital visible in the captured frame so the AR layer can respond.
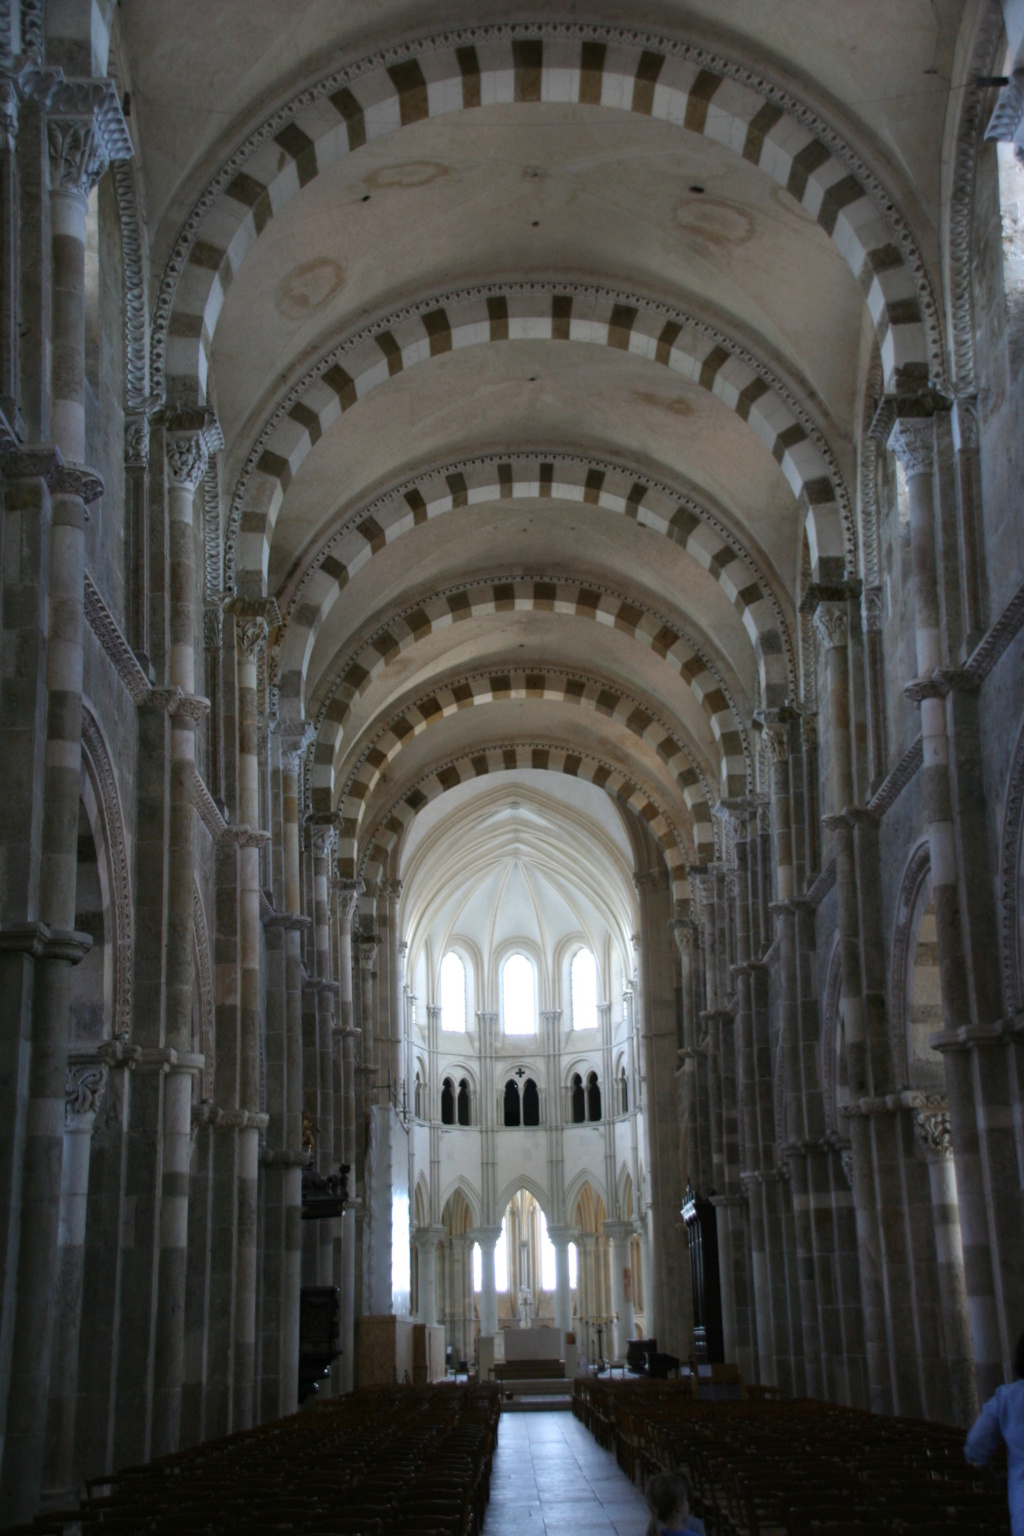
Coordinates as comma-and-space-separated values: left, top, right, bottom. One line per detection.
235, 615, 268, 663
813, 601, 848, 651
913, 1098, 952, 1159
278, 720, 316, 776
220, 825, 271, 851
52, 461, 104, 505
124, 410, 151, 468
46, 78, 131, 204
861, 586, 884, 634
668, 918, 698, 959
359, 937, 380, 969
951, 394, 979, 454
887, 415, 935, 477
164, 410, 222, 493
65, 1057, 108, 1125
307, 821, 335, 860
335, 877, 364, 925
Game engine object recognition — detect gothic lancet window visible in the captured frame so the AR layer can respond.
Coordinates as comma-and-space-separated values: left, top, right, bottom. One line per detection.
522, 1077, 540, 1126
571, 1072, 586, 1124
441, 1077, 455, 1125
571, 947, 598, 1030
457, 1077, 471, 1126
440, 950, 466, 1033
502, 952, 536, 1035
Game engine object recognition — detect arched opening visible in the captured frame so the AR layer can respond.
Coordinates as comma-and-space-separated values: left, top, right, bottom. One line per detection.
571, 947, 598, 1030
70, 799, 106, 1047
414, 1073, 423, 1120
522, 1078, 540, 1127
619, 1066, 628, 1115
440, 1077, 455, 1126
502, 952, 536, 1036
503, 1079, 521, 1127
571, 1072, 586, 1124
587, 1071, 601, 1122
440, 950, 466, 1033
457, 1077, 471, 1127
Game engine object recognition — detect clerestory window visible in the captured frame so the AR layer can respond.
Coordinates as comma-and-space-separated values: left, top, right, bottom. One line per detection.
502, 952, 536, 1035
571, 948, 598, 1030
440, 950, 466, 1033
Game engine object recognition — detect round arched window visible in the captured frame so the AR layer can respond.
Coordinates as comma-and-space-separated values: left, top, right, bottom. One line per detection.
571, 948, 598, 1030
502, 953, 536, 1035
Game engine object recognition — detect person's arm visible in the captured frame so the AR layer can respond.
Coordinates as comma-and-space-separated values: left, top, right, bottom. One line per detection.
965, 1391, 1004, 1466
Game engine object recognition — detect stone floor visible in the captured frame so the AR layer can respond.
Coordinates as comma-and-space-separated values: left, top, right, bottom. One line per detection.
483, 1410, 649, 1536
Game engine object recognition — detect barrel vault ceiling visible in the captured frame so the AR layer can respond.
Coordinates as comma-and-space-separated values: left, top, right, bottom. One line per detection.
119, 0, 964, 886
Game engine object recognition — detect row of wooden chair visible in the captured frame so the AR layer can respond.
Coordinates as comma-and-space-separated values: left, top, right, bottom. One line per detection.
15, 1385, 500, 1536
572, 1380, 1009, 1536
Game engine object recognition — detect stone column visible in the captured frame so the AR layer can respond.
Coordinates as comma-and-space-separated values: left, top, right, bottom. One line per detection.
149, 416, 218, 1459
548, 1223, 573, 1339
414, 1225, 444, 1327
888, 410, 1004, 1400
0, 82, 128, 1524
473, 1225, 501, 1339
604, 1219, 635, 1359
359, 935, 380, 1096
335, 878, 363, 1392
226, 604, 275, 1430
913, 1100, 975, 1424
265, 722, 314, 1416
42, 1052, 109, 1499
309, 826, 337, 1295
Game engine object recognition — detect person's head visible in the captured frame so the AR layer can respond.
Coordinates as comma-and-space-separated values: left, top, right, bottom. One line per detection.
645, 1472, 692, 1535
1015, 1332, 1024, 1380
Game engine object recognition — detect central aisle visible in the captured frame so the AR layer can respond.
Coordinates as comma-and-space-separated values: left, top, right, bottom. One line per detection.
483, 1410, 649, 1536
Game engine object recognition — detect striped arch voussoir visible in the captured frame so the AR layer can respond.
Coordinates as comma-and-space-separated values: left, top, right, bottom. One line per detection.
158, 26, 937, 419
342, 740, 692, 903
276, 452, 794, 705
230, 283, 852, 592
301, 576, 750, 804
334, 667, 720, 861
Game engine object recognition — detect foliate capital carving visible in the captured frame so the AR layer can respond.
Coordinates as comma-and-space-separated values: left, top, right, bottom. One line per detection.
53, 461, 104, 505
308, 821, 335, 860
65, 1058, 108, 1125
359, 937, 380, 969
124, 411, 151, 468
335, 877, 364, 925
235, 615, 268, 663
46, 78, 131, 204
861, 586, 884, 634
914, 1099, 952, 1158
813, 601, 848, 651
163, 409, 222, 492
668, 918, 698, 959
279, 720, 316, 775
887, 415, 934, 477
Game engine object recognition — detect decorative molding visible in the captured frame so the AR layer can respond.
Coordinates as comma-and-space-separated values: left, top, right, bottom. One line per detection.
867, 735, 923, 820
83, 570, 151, 704
150, 21, 943, 404
164, 410, 222, 492
805, 858, 837, 909
202, 457, 222, 604
190, 766, 227, 841
963, 577, 1024, 683
948, 3, 1005, 393
81, 708, 133, 1038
